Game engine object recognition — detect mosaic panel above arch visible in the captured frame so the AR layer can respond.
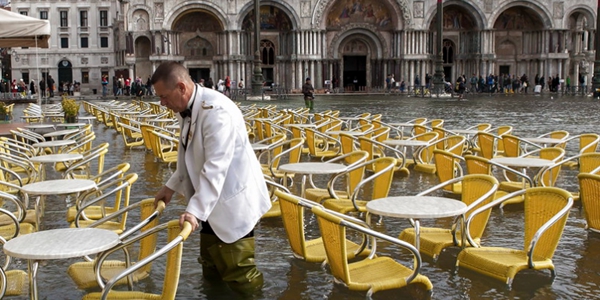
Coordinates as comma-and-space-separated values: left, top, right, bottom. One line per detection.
494, 7, 544, 30
428, 6, 476, 30
241, 6, 293, 31
173, 10, 223, 32
328, 23, 388, 58
326, 0, 396, 30
314, 0, 410, 27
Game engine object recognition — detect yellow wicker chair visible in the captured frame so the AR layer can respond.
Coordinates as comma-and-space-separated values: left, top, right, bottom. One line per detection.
0, 191, 36, 239
83, 220, 192, 300
275, 189, 370, 263
304, 150, 368, 203
357, 136, 409, 175
415, 135, 466, 174
577, 173, 600, 232
71, 173, 139, 234
560, 133, 600, 167
456, 187, 573, 286
118, 122, 144, 148
262, 137, 304, 184
499, 147, 565, 196
149, 130, 179, 164
474, 131, 500, 159
0, 232, 27, 298
311, 205, 433, 296
433, 149, 465, 195
68, 199, 165, 289
398, 174, 499, 260
305, 127, 341, 160
322, 157, 395, 214
502, 134, 542, 157
261, 178, 292, 219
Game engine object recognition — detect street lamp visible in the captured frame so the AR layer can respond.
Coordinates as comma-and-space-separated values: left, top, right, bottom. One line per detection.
432, 0, 445, 95
593, 1, 600, 98
250, 0, 264, 96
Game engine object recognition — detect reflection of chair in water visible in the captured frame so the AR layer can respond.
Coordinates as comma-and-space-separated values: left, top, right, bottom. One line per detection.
456, 187, 573, 286
82, 220, 192, 300
398, 174, 498, 261
311, 205, 433, 296
275, 189, 370, 263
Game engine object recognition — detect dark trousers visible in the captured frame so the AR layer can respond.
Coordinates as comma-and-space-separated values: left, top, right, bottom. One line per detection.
199, 221, 263, 294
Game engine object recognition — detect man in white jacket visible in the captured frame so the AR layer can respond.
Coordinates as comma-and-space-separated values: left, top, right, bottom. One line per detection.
152, 62, 271, 294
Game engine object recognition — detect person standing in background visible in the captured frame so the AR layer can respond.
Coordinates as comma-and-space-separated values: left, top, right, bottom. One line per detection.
302, 77, 315, 111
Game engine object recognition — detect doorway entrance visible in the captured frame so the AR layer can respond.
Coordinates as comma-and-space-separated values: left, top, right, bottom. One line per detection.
189, 68, 210, 83
262, 67, 274, 87
499, 65, 510, 76
58, 60, 73, 86
343, 56, 366, 91
443, 66, 452, 83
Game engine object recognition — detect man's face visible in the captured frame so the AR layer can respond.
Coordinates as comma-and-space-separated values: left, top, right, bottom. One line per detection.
154, 80, 187, 112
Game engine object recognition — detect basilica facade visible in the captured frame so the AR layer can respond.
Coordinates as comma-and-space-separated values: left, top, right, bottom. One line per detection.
8, 0, 598, 93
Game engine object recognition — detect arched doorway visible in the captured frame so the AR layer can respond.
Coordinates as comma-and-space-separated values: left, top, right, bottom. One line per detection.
442, 40, 455, 82
57, 59, 73, 87
134, 36, 152, 80
341, 39, 369, 91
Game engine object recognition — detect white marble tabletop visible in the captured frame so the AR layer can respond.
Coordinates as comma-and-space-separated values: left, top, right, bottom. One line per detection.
251, 143, 270, 151
77, 116, 96, 120
388, 123, 415, 127
491, 157, 554, 168
326, 130, 365, 136
278, 162, 347, 175
366, 196, 467, 219
55, 123, 87, 128
451, 129, 480, 134
523, 137, 564, 145
29, 153, 83, 164
43, 129, 79, 138
284, 123, 316, 128
383, 139, 429, 147
4, 227, 119, 260
32, 140, 76, 148
21, 179, 96, 195
23, 124, 55, 130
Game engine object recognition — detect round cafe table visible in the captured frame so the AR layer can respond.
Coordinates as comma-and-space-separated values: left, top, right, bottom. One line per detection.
4, 228, 119, 300
278, 162, 347, 197
366, 196, 467, 252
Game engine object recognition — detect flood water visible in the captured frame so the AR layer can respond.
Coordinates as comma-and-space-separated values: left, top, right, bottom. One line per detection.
8, 93, 600, 299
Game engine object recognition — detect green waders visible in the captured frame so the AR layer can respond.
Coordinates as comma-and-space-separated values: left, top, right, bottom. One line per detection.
304, 96, 314, 111
199, 233, 263, 295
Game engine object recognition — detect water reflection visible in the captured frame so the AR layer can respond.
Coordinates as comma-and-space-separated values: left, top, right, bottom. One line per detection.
10, 94, 600, 299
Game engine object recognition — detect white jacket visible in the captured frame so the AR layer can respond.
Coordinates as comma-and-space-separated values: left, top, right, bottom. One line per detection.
166, 86, 271, 243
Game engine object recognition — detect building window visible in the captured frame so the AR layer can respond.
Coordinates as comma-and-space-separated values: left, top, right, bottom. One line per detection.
100, 37, 108, 48
80, 10, 88, 27
60, 11, 68, 27
81, 71, 89, 84
19, 11, 28, 16
260, 40, 275, 65
81, 37, 88, 48
99, 10, 108, 26
39, 11, 48, 20
61, 37, 69, 48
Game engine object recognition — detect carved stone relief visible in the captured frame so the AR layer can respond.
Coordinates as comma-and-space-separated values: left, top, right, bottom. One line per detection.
484, 0, 493, 13
413, 1, 424, 19
313, 0, 411, 27
301, 1, 311, 18
154, 2, 164, 19
553, 2, 564, 19
101, 57, 109, 64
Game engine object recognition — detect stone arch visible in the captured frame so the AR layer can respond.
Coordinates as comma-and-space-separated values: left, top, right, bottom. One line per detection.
565, 7, 596, 30
128, 6, 151, 31
425, 1, 485, 30
313, 0, 409, 29
134, 36, 152, 80
163, 4, 226, 31
489, 1, 553, 29
237, 1, 299, 31
329, 24, 387, 59
172, 10, 224, 32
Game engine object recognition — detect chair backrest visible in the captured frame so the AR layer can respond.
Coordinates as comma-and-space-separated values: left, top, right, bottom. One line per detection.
476, 132, 498, 159
370, 127, 390, 143
140, 123, 162, 151
412, 124, 429, 136
98, 220, 192, 300
461, 175, 499, 240
352, 157, 395, 202
429, 119, 444, 128
501, 135, 522, 157
523, 187, 572, 260
269, 138, 304, 171
580, 152, 600, 174
438, 135, 466, 156
464, 155, 492, 175
577, 173, 600, 232
433, 149, 464, 193
577, 133, 600, 154
276, 189, 311, 260
409, 117, 427, 125
339, 133, 357, 155
310, 205, 350, 282
63, 142, 110, 179
495, 125, 513, 153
